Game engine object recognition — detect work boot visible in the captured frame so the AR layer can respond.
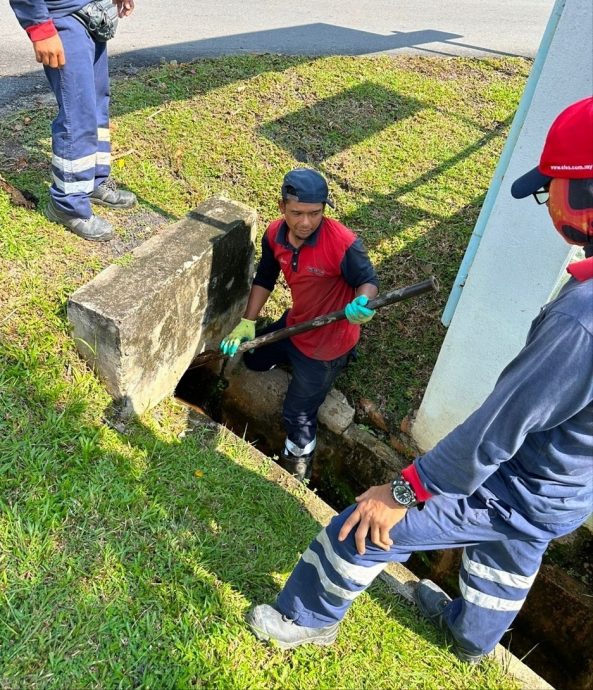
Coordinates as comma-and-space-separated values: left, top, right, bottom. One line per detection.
90, 178, 137, 209
414, 579, 485, 665
278, 448, 313, 483
247, 604, 339, 650
45, 197, 114, 242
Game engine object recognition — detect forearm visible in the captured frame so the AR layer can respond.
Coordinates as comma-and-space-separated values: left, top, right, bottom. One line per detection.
243, 285, 271, 321
355, 282, 378, 300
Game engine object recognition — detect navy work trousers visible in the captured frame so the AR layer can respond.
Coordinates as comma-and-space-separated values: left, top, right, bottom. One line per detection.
276, 487, 586, 655
44, 16, 111, 218
243, 314, 352, 454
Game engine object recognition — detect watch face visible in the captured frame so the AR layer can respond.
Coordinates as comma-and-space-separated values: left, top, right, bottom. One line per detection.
392, 481, 415, 506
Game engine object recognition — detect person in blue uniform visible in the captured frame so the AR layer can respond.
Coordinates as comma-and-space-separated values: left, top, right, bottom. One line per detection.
247, 98, 593, 663
220, 168, 379, 481
9, 0, 137, 242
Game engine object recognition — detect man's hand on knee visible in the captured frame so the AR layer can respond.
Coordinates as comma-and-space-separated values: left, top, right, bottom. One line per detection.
338, 484, 407, 555
33, 35, 66, 68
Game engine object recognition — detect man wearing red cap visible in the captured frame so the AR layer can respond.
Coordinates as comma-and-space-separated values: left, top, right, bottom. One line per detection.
220, 168, 379, 482
246, 99, 593, 663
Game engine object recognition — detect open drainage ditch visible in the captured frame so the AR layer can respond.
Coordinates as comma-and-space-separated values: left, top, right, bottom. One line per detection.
174, 360, 352, 508
175, 362, 593, 690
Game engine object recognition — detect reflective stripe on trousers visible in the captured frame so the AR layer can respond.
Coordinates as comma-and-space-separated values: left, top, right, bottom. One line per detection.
277, 493, 585, 655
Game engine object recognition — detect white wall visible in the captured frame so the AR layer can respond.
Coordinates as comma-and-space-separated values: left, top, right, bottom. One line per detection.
413, 0, 593, 451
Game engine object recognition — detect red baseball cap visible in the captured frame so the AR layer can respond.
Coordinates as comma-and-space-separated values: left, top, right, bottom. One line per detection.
511, 97, 593, 198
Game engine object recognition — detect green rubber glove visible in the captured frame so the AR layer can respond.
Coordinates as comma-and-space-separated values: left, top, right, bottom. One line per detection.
220, 318, 256, 357
344, 295, 375, 324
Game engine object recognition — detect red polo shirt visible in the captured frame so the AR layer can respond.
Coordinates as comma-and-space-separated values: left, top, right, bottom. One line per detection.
254, 217, 378, 360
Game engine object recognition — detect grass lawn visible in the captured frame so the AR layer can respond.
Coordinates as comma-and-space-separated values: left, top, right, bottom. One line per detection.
0, 54, 528, 688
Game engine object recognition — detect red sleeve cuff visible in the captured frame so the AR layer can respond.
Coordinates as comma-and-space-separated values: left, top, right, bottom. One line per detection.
402, 464, 433, 502
26, 20, 57, 42
567, 257, 593, 282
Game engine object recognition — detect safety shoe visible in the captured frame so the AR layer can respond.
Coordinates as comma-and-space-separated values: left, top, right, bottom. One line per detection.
90, 178, 137, 209
278, 448, 313, 483
415, 579, 484, 665
45, 197, 113, 242
247, 604, 339, 650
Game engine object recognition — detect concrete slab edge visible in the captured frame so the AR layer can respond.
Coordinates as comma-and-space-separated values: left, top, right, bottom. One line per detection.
185, 407, 554, 690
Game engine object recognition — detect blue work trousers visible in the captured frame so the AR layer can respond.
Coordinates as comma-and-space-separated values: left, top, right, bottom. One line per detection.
276, 488, 586, 655
44, 16, 111, 218
243, 314, 352, 454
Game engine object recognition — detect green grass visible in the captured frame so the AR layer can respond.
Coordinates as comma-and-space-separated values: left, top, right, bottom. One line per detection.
0, 54, 528, 688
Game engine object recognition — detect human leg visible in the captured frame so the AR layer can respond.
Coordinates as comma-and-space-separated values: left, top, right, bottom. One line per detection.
274, 496, 494, 629
44, 17, 99, 219
83, 40, 136, 209
93, 41, 110, 190
414, 536, 549, 661
89, 43, 136, 209
414, 506, 586, 659
43, 17, 113, 240
242, 314, 312, 479
434, 509, 587, 657
248, 499, 470, 647
250, 494, 576, 654
279, 345, 350, 479
244, 319, 350, 480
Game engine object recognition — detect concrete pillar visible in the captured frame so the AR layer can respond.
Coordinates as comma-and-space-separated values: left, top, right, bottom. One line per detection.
413, 0, 593, 450
67, 197, 257, 416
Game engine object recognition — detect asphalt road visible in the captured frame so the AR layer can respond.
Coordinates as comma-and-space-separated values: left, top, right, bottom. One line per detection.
1, 0, 554, 109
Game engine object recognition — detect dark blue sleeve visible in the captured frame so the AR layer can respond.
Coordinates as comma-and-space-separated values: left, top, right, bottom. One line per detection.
252, 233, 280, 292
340, 237, 379, 289
9, 0, 50, 28
416, 310, 593, 498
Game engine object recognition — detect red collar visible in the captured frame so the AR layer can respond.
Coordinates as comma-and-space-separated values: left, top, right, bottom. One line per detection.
567, 257, 593, 281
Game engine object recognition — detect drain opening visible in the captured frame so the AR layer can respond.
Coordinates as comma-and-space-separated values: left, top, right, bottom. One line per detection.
174, 361, 355, 509
175, 360, 226, 420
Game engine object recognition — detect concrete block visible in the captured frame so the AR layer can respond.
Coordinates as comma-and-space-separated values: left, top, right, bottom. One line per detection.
318, 387, 355, 434
223, 363, 355, 438
67, 197, 257, 415
221, 363, 289, 453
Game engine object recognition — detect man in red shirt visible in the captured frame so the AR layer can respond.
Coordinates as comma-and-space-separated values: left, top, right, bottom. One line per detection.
245, 99, 593, 665
220, 168, 379, 481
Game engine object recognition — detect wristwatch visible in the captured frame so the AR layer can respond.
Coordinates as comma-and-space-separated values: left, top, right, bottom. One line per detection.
391, 477, 420, 508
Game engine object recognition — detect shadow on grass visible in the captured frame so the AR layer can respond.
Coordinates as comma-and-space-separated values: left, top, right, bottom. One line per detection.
0, 21, 526, 109
0, 337, 518, 689
0, 343, 315, 686
258, 98, 513, 416
1, 53, 519, 357
0, 54, 316, 236
259, 83, 424, 164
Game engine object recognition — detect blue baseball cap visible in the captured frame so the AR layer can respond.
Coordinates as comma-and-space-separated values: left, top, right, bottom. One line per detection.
281, 168, 335, 208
